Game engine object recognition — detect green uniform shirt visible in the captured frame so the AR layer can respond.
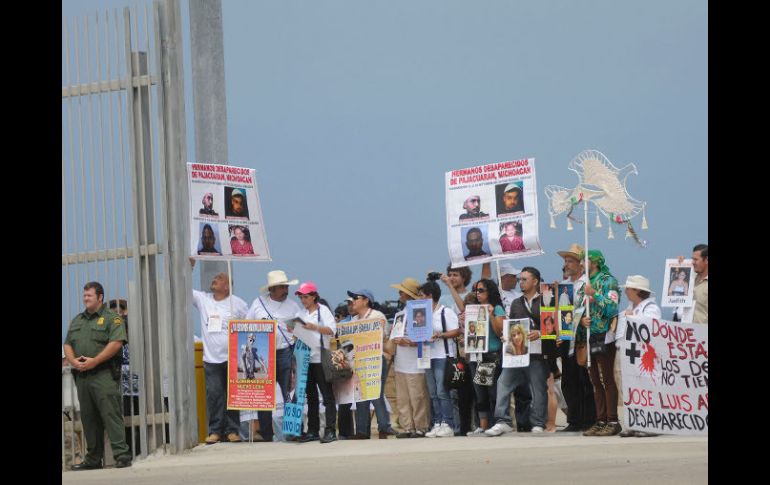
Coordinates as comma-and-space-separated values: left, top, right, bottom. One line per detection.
65, 304, 127, 359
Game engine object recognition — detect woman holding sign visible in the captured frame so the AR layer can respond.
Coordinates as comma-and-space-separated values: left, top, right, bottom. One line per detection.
466, 279, 506, 436
293, 282, 338, 444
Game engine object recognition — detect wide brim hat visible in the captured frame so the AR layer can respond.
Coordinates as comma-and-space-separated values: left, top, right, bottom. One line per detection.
390, 277, 421, 300
620, 275, 654, 293
260, 270, 299, 293
557, 243, 585, 260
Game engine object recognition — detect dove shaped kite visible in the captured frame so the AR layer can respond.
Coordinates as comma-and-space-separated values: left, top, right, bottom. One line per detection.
545, 149, 649, 367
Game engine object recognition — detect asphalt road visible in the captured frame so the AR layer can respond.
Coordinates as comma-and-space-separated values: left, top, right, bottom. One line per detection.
62, 432, 707, 484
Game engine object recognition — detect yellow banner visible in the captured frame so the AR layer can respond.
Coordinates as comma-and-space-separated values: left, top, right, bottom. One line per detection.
331, 318, 383, 404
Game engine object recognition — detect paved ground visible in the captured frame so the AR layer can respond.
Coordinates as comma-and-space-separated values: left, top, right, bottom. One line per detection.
62, 432, 707, 484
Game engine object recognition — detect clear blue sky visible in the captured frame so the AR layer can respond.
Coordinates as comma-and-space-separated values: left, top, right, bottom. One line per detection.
63, 0, 707, 333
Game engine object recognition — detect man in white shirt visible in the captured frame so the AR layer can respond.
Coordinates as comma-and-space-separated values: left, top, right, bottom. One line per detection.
499, 263, 523, 315
246, 270, 301, 442
555, 243, 595, 433
191, 267, 249, 444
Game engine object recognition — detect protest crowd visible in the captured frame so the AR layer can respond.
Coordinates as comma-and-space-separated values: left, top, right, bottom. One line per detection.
187, 242, 708, 445
64, 240, 707, 470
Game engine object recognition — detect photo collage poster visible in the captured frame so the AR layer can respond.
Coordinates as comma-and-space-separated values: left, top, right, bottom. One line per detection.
188, 162, 271, 261
445, 158, 544, 268
558, 283, 575, 340
464, 304, 490, 354
661, 259, 695, 308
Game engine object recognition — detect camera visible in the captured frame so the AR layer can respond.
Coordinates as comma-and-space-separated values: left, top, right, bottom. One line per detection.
426, 272, 442, 282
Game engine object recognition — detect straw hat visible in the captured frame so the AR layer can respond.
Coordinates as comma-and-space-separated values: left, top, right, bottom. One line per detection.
619, 275, 654, 293
557, 243, 585, 260
390, 277, 421, 300
260, 270, 299, 292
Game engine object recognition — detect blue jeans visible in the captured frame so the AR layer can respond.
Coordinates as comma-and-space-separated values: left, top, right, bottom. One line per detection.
424, 358, 454, 427
258, 347, 293, 441
493, 358, 548, 428
355, 357, 391, 434
204, 362, 240, 435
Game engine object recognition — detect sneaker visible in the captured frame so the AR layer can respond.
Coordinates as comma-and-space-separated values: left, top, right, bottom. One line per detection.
396, 431, 413, 439
484, 422, 514, 437
205, 433, 221, 444
466, 427, 486, 437
596, 422, 622, 437
583, 421, 607, 437
436, 423, 454, 438
115, 456, 132, 468
227, 432, 242, 443
531, 426, 544, 433
425, 423, 441, 438
619, 429, 636, 438
410, 430, 426, 438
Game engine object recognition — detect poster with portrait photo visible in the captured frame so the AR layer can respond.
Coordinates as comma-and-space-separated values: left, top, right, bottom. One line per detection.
464, 304, 489, 353
559, 309, 574, 340
406, 299, 433, 342
390, 311, 406, 340
227, 320, 276, 411
557, 283, 574, 309
540, 310, 557, 340
188, 163, 271, 261
445, 158, 543, 268
503, 319, 530, 368
661, 259, 695, 307
540, 283, 556, 309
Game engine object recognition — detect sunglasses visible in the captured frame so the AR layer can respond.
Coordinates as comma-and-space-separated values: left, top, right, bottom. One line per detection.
474, 288, 487, 293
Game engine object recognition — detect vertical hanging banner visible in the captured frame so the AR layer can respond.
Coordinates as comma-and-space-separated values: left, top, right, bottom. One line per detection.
227, 320, 276, 411
661, 259, 696, 308
445, 158, 543, 268
282, 339, 311, 437
331, 318, 384, 404
187, 162, 271, 260
620, 316, 708, 435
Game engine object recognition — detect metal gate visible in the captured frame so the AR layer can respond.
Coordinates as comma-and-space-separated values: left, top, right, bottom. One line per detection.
61, 0, 195, 471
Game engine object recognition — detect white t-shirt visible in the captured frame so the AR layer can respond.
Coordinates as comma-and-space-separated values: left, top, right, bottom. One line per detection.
192, 290, 248, 364
615, 297, 662, 344
430, 305, 458, 359
292, 305, 337, 364
439, 290, 469, 315
246, 295, 302, 350
501, 288, 523, 316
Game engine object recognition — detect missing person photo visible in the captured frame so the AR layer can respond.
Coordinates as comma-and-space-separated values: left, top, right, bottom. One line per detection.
498, 220, 525, 253
228, 224, 255, 256
495, 181, 524, 216
197, 222, 222, 255
224, 186, 250, 219
459, 194, 489, 221
461, 226, 492, 261
412, 307, 427, 327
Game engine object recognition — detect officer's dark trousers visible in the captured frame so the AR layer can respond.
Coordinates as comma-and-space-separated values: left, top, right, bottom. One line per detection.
75, 368, 130, 464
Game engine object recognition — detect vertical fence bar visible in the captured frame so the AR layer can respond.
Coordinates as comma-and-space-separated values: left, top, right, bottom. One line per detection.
74, 17, 91, 289
124, 6, 150, 458
95, 13, 112, 290
84, 16, 101, 283
144, 4, 168, 450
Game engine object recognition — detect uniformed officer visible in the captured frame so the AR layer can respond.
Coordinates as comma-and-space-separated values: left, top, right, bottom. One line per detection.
63, 281, 132, 470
